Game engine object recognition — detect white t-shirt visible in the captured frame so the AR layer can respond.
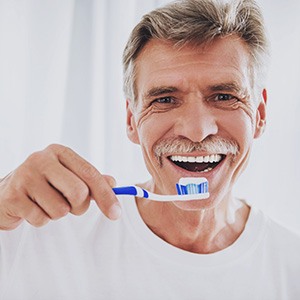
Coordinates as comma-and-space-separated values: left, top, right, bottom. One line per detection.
0, 196, 300, 300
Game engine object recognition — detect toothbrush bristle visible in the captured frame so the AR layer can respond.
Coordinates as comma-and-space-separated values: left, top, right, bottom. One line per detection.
176, 177, 208, 195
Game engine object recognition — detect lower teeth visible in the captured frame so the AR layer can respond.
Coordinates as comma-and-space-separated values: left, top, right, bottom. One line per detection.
202, 167, 212, 173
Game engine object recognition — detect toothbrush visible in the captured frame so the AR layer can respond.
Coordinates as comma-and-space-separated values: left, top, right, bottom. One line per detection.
112, 177, 209, 202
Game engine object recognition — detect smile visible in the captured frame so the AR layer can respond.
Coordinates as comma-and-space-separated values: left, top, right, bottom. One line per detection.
168, 154, 225, 173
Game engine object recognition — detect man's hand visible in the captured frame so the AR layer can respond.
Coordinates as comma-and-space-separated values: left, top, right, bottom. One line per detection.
0, 144, 121, 230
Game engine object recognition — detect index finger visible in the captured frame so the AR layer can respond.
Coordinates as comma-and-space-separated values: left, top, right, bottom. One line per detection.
50, 145, 121, 220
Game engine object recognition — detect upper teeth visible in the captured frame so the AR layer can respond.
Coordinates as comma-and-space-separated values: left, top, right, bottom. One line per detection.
170, 154, 222, 163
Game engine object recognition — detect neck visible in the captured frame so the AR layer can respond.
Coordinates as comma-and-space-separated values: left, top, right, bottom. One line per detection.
136, 193, 250, 254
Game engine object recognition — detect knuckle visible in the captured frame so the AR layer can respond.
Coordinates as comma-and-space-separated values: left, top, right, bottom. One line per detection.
0, 207, 23, 230
51, 203, 70, 220
25, 151, 45, 167
16, 171, 34, 189
45, 143, 65, 154
80, 164, 100, 182
52, 144, 76, 162
29, 213, 50, 228
0, 221, 21, 231
65, 184, 89, 205
103, 175, 117, 188
1, 188, 22, 208
20, 151, 51, 178
10, 167, 36, 191
70, 201, 90, 216
45, 144, 77, 162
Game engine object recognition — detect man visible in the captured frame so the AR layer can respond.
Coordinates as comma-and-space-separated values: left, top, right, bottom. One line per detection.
0, 0, 299, 299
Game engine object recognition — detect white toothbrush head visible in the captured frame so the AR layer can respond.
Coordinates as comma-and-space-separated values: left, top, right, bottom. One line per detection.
176, 177, 208, 196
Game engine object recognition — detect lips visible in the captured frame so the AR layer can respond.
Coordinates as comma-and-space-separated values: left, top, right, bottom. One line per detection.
168, 154, 225, 173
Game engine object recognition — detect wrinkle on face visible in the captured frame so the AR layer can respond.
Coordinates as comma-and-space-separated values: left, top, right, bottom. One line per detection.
228, 95, 256, 122
135, 103, 168, 128
135, 105, 154, 128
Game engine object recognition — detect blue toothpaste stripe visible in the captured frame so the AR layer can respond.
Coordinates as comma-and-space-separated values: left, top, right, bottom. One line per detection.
175, 182, 208, 195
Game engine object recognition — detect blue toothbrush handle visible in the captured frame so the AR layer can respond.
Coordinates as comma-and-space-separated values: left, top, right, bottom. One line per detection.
112, 186, 149, 198
112, 186, 138, 196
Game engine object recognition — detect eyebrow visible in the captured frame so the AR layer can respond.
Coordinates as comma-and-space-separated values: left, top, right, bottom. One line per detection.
143, 86, 179, 100
208, 82, 244, 94
143, 82, 246, 100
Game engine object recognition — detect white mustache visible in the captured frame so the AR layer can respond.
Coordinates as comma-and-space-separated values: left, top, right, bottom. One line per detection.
154, 136, 239, 160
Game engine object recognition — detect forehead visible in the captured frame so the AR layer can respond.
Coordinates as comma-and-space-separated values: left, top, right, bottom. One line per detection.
134, 36, 252, 98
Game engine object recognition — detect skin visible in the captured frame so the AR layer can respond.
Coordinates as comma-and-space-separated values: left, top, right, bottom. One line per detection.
126, 36, 267, 253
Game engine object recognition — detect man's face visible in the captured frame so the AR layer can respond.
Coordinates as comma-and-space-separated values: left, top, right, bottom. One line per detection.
127, 36, 266, 210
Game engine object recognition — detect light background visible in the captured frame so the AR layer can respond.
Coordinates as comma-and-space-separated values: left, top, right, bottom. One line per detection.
0, 0, 299, 233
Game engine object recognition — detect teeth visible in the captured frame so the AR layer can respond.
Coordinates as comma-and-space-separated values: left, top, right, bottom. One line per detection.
196, 156, 204, 163
187, 157, 196, 163
170, 154, 222, 163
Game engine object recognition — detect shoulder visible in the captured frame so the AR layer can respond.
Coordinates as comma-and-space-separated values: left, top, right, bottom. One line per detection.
247, 206, 300, 264
259, 211, 300, 272
265, 215, 300, 247
266, 218, 300, 251
265, 216, 300, 290
248, 205, 300, 247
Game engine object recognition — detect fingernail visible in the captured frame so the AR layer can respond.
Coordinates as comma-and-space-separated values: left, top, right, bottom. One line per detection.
109, 203, 122, 220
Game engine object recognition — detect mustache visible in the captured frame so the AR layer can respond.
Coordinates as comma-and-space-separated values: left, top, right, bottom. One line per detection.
154, 136, 239, 162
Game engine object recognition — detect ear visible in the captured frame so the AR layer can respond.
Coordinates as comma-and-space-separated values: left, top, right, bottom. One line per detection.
254, 89, 267, 139
126, 99, 140, 144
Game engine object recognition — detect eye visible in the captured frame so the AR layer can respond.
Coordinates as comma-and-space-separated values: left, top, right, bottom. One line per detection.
152, 96, 175, 104
214, 94, 238, 101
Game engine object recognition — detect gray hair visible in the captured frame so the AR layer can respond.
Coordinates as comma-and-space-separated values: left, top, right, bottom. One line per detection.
122, 0, 269, 102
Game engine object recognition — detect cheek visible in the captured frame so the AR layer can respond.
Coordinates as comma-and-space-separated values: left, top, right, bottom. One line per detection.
136, 115, 174, 176
136, 110, 175, 146
231, 101, 257, 128
221, 109, 254, 149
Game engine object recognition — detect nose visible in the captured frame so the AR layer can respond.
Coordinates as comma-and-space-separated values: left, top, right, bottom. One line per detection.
173, 100, 218, 143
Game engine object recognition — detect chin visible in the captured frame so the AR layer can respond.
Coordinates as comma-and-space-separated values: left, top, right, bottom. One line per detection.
172, 198, 216, 211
